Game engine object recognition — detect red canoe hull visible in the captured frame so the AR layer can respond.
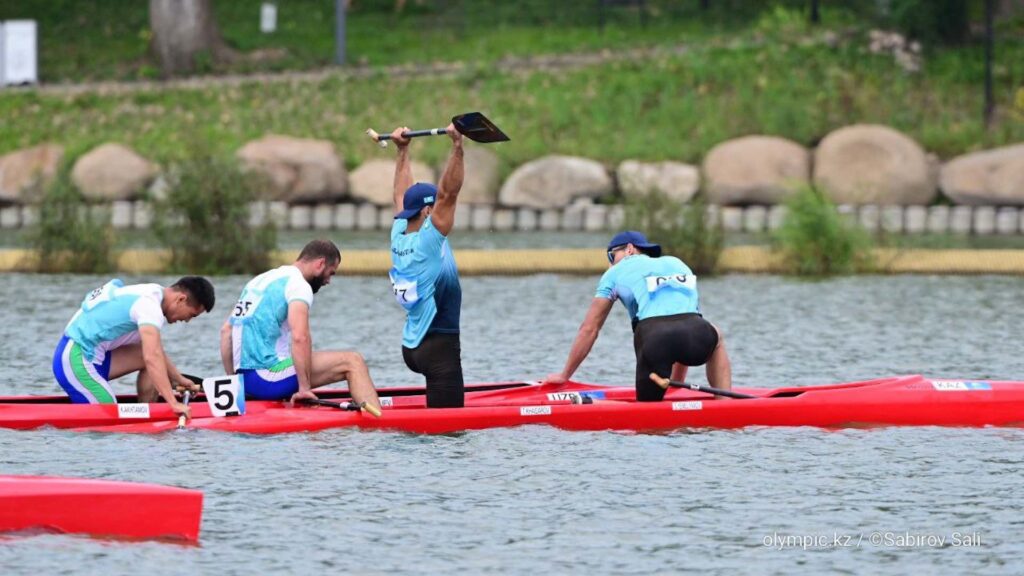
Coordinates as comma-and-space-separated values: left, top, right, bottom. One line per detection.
3, 375, 1024, 435
0, 476, 203, 542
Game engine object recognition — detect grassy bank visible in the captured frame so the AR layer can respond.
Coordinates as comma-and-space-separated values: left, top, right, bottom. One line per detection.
1, 1, 867, 82
2, 35, 1022, 170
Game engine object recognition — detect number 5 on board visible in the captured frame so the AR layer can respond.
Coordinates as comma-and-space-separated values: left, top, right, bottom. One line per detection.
202, 375, 246, 417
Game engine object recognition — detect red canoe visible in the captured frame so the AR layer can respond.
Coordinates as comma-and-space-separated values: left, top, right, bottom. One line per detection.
3, 375, 1024, 434
0, 476, 202, 542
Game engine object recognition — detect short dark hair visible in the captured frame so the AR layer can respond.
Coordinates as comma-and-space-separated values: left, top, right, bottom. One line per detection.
297, 239, 341, 266
171, 276, 216, 312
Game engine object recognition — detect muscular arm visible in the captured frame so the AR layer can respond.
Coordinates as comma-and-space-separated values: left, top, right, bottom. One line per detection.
431, 127, 464, 236
392, 127, 413, 215
220, 319, 234, 375
287, 301, 313, 394
554, 298, 614, 381
139, 325, 178, 404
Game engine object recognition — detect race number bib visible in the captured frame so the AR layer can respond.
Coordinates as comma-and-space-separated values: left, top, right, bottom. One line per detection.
202, 375, 246, 417
645, 273, 697, 293
81, 280, 122, 311
231, 294, 262, 320
389, 269, 420, 310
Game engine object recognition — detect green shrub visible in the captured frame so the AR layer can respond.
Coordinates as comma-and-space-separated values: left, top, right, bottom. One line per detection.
888, 0, 970, 46
772, 186, 874, 276
152, 147, 276, 275
25, 172, 114, 273
624, 192, 724, 275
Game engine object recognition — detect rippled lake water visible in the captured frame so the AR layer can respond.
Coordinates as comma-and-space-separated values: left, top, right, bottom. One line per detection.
2, 272, 1024, 575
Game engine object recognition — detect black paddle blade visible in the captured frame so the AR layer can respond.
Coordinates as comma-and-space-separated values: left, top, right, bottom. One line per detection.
452, 112, 510, 143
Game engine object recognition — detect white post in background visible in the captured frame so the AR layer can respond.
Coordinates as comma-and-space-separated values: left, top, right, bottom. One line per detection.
0, 23, 4, 86
260, 3, 278, 34
0, 20, 38, 86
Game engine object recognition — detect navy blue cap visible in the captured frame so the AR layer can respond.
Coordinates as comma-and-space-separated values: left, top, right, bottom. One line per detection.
607, 230, 662, 258
395, 182, 438, 220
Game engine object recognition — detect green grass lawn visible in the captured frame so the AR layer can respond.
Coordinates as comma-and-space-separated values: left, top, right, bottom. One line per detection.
0, 0, 838, 82
0, 1, 1021, 170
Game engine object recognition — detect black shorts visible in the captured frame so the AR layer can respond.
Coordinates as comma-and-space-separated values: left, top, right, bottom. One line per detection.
402, 332, 465, 408
633, 313, 719, 402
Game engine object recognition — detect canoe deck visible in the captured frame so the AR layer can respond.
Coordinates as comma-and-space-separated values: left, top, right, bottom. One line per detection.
4, 375, 1024, 434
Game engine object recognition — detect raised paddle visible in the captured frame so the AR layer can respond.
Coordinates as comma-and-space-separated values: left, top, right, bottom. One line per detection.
299, 397, 383, 418
649, 373, 757, 400
366, 112, 510, 148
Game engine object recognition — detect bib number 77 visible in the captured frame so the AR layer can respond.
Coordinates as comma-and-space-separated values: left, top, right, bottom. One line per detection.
201, 375, 246, 417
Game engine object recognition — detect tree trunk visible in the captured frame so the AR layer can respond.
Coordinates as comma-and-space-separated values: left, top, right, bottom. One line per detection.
149, 0, 233, 76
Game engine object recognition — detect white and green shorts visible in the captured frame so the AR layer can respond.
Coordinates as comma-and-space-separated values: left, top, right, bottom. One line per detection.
52, 335, 115, 404
238, 357, 298, 400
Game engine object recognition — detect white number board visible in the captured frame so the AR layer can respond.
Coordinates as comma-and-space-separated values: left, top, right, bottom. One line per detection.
202, 375, 246, 417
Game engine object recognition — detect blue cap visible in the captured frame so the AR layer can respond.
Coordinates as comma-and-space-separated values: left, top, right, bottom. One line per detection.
395, 182, 438, 220
607, 230, 662, 258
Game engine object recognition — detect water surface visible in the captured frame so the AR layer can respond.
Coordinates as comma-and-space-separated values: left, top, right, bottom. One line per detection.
2, 273, 1022, 575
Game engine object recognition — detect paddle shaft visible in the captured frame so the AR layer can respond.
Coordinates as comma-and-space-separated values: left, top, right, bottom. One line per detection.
378, 127, 450, 141
177, 391, 192, 429
300, 397, 383, 418
649, 373, 756, 399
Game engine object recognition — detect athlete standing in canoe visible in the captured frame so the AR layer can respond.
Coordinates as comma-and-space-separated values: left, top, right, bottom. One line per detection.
547, 231, 733, 401
53, 277, 216, 416
387, 123, 466, 407
221, 239, 381, 410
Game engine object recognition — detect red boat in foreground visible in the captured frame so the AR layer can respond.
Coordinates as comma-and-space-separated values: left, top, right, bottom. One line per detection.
0, 476, 202, 542
2, 375, 1023, 434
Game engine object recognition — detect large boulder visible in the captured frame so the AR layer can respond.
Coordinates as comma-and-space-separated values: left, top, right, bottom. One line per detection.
349, 158, 435, 206
939, 144, 1024, 205
616, 160, 699, 203
813, 124, 936, 205
71, 143, 158, 201
499, 155, 613, 209
0, 144, 64, 204
237, 135, 348, 203
703, 136, 810, 205
436, 147, 501, 204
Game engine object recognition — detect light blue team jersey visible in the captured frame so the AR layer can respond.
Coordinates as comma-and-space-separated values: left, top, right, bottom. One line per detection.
595, 254, 700, 323
228, 265, 314, 371
64, 279, 167, 364
390, 217, 462, 349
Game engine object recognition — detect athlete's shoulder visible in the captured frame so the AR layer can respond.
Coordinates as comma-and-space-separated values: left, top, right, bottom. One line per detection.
119, 282, 164, 301
391, 218, 408, 241
660, 255, 693, 274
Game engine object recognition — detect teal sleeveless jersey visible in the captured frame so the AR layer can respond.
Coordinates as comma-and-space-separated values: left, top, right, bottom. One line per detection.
228, 265, 314, 371
64, 279, 166, 364
595, 254, 700, 323
389, 217, 462, 348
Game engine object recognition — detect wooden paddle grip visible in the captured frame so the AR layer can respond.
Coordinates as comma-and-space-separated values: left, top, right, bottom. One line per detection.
650, 373, 671, 390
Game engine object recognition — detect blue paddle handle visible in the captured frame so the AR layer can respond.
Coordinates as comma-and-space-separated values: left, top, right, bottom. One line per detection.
377, 127, 450, 141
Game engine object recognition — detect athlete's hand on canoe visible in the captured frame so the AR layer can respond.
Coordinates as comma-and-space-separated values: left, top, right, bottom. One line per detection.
170, 401, 191, 420
544, 374, 568, 386
390, 126, 411, 148
290, 389, 318, 405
